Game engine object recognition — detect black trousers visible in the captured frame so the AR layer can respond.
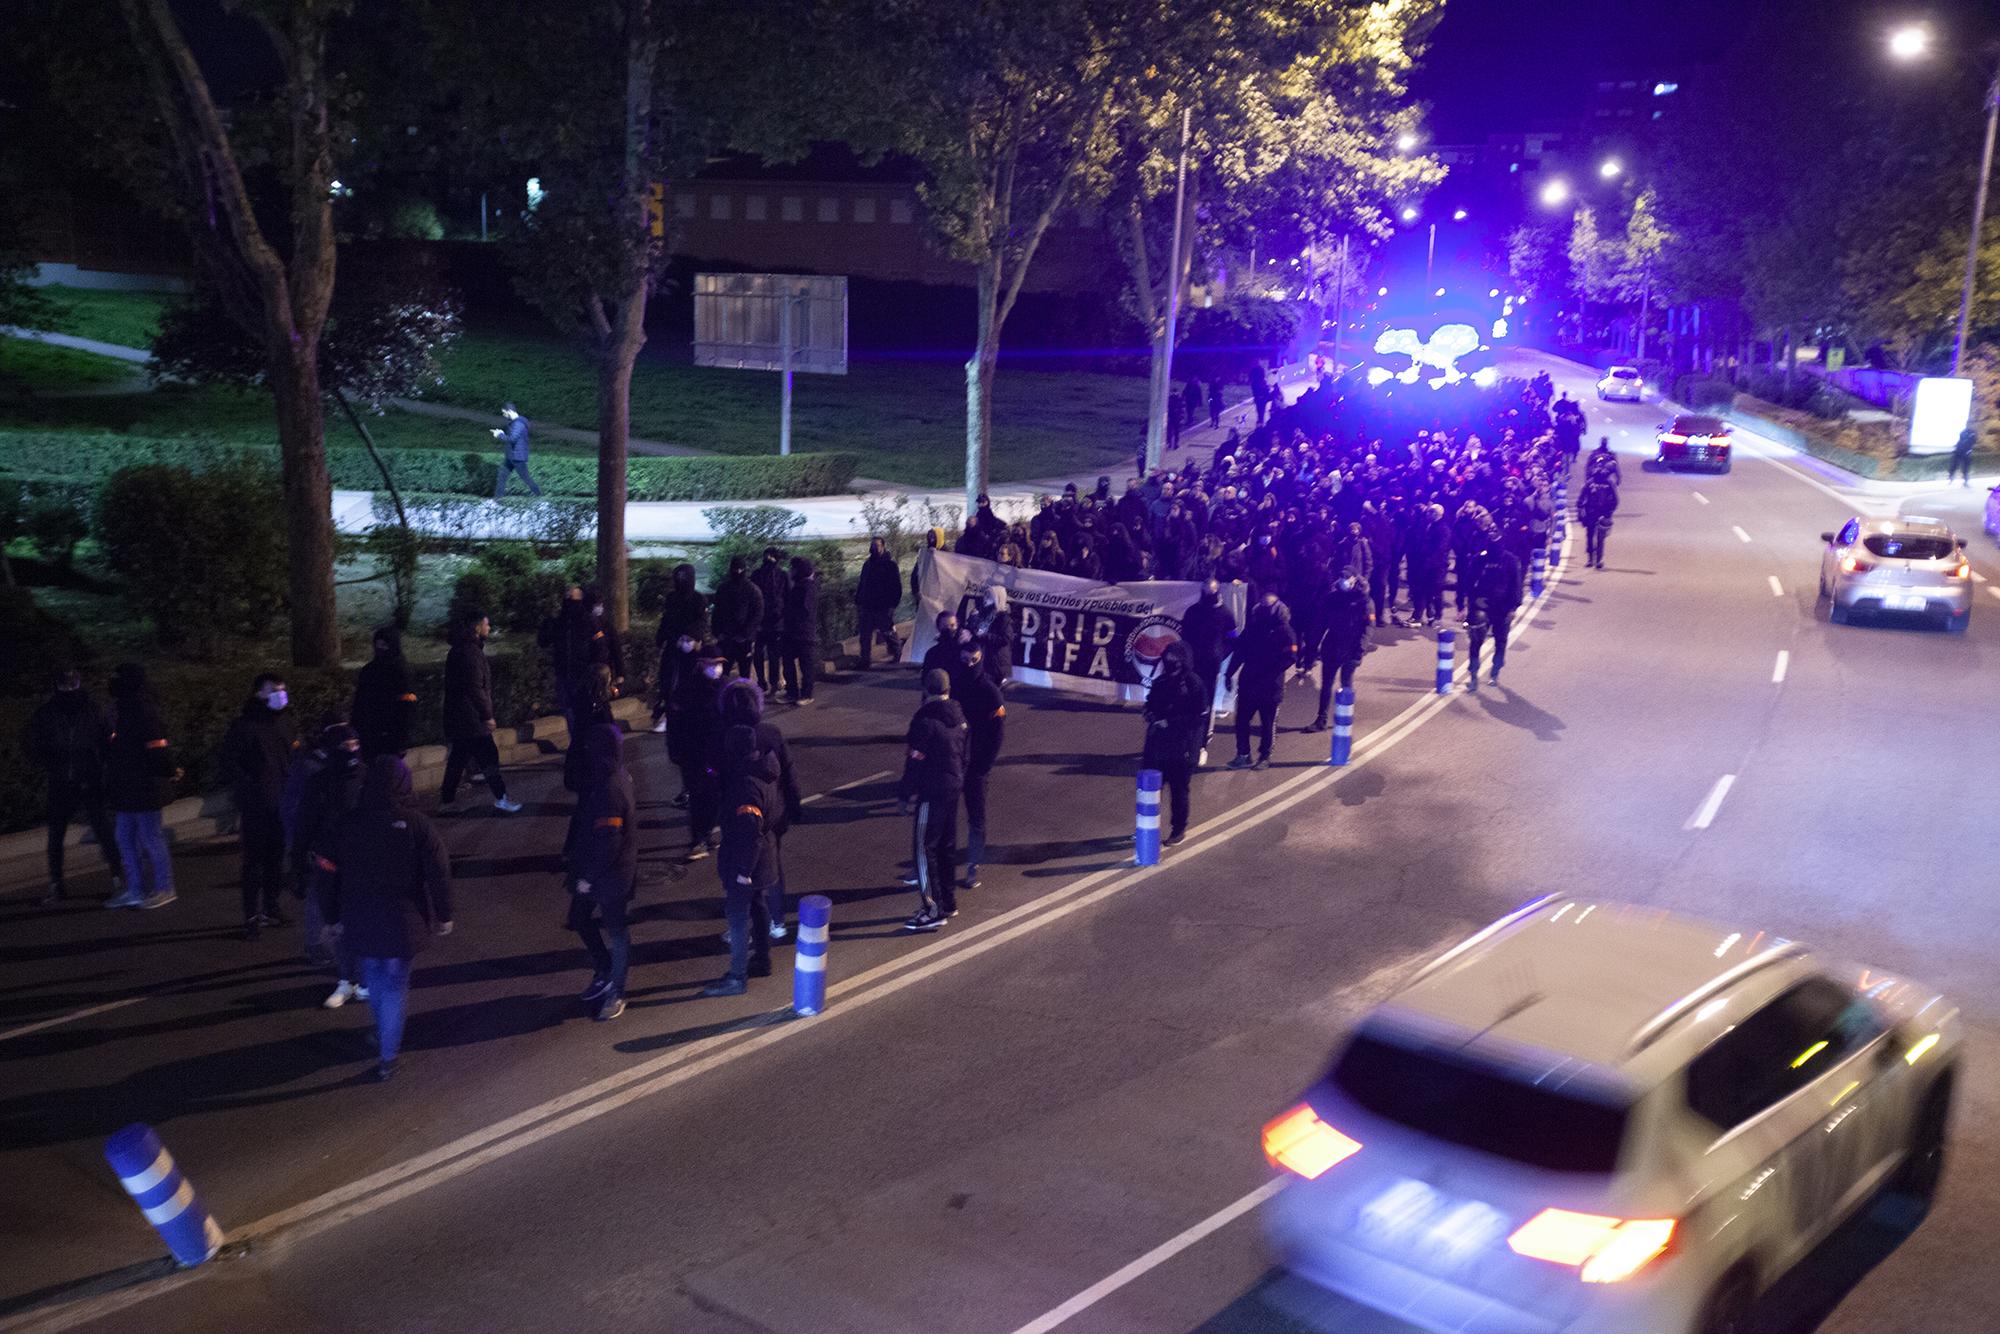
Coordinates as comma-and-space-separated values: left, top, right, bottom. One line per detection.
1157, 756, 1191, 836
720, 637, 755, 682
1315, 656, 1359, 719
1948, 453, 1972, 482
1371, 565, 1393, 623
46, 780, 117, 888
442, 735, 508, 802
567, 893, 630, 992
1471, 616, 1512, 677
753, 630, 784, 689
239, 803, 285, 920
782, 636, 818, 699
683, 763, 720, 848
962, 767, 990, 869
1586, 518, 1611, 566
857, 609, 898, 665
912, 797, 959, 917
1236, 691, 1279, 760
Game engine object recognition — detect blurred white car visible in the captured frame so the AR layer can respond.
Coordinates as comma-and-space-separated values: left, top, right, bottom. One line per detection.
1596, 367, 1645, 402
1263, 896, 1959, 1334
1818, 515, 1972, 632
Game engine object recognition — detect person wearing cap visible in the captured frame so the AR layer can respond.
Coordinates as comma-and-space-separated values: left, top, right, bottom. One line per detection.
490, 402, 541, 497
667, 640, 727, 860
566, 723, 637, 1021
897, 668, 967, 932
22, 667, 118, 906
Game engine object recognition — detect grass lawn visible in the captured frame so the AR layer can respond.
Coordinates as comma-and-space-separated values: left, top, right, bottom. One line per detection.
0, 339, 142, 394
423, 325, 1169, 487
36, 285, 174, 351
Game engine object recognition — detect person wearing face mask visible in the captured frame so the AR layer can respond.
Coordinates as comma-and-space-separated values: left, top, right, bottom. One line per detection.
780, 555, 820, 704
703, 724, 781, 996
954, 642, 1004, 888
566, 723, 637, 1022
653, 563, 709, 731
1181, 578, 1236, 756
219, 671, 297, 939
283, 716, 366, 999
921, 609, 965, 682
668, 643, 728, 860
1142, 640, 1206, 845
350, 626, 417, 761
1225, 591, 1295, 770
23, 666, 119, 906
440, 614, 522, 813
750, 547, 790, 692
854, 537, 903, 668
1308, 569, 1371, 731
897, 669, 967, 932
712, 556, 764, 682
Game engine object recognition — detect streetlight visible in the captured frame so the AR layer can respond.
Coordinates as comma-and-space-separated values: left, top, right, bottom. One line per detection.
1889, 23, 2000, 376
1396, 130, 1419, 152
1599, 157, 1623, 179
1452, 207, 1468, 220
1400, 205, 1419, 222
1539, 178, 1572, 207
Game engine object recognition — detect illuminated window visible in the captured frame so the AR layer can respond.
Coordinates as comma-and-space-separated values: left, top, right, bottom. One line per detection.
745, 195, 767, 222
781, 196, 803, 222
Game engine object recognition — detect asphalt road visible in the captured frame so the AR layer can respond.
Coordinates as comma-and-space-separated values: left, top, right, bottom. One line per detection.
3, 347, 1998, 1334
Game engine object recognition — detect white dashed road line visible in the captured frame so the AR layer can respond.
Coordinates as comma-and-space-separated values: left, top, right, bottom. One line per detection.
1767, 575, 1785, 597
1685, 775, 1738, 831
1987, 586, 2000, 602
798, 769, 894, 806
0, 996, 152, 1047
1691, 491, 1710, 505
1772, 651, 1789, 684
1974, 571, 1989, 584
1732, 526, 1752, 543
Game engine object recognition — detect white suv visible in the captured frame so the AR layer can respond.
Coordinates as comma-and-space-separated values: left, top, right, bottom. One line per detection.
1262, 896, 1959, 1333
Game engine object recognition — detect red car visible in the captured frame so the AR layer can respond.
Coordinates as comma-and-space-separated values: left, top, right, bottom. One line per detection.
1655, 413, 1733, 474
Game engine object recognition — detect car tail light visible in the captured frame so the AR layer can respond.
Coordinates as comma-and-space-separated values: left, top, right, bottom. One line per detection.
1840, 555, 1873, 574
1946, 560, 1971, 580
1660, 433, 1687, 445
1508, 1209, 1675, 1284
1261, 1104, 1361, 1180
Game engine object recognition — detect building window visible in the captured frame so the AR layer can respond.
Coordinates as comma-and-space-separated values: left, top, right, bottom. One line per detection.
817, 196, 839, 223
675, 192, 696, 219
745, 195, 767, 222
890, 198, 913, 225
709, 194, 731, 221
854, 197, 877, 223
781, 196, 802, 222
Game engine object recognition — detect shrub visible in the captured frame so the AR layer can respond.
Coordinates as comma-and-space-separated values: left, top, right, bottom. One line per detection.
447, 565, 499, 631
23, 497, 90, 572
447, 543, 567, 633
362, 524, 423, 628
631, 558, 678, 616
702, 505, 807, 589
0, 586, 90, 694
95, 462, 290, 649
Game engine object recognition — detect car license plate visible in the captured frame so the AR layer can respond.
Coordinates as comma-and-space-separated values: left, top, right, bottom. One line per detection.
1890, 594, 1926, 611
1355, 1179, 1506, 1271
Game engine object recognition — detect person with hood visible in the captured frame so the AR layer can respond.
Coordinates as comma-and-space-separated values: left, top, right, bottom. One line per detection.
1585, 437, 1621, 488
1308, 570, 1371, 731
653, 563, 709, 730
910, 527, 943, 605
440, 614, 522, 813
565, 723, 637, 1022
711, 555, 764, 682
1406, 503, 1451, 626
703, 724, 781, 996
668, 642, 728, 860
718, 677, 801, 940
538, 585, 595, 721
311, 756, 453, 1081
855, 537, 903, 668
780, 554, 821, 704
1474, 546, 1524, 685
351, 625, 417, 760
1181, 579, 1236, 750
954, 640, 1004, 888
283, 716, 365, 998
23, 667, 118, 905
103, 663, 178, 910
563, 665, 618, 796
921, 609, 967, 682
219, 671, 296, 938
1225, 591, 1295, 770
960, 493, 1008, 558
897, 669, 967, 933
1577, 469, 1619, 569
1143, 640, 1207, 845
750, 547, 790, 691
967, 585, 1014, 688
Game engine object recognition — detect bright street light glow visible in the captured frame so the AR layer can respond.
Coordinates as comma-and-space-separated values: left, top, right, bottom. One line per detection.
1376, 286, 1389, 297
1540, 178, 1571, 207
1400, 206, 1419, 222
1452, 208, 1468, 220
1435, 287, 1446, 297
1599, 158, 1623, 179
1396, 131, 1418, 151
1888, 24, 1930, 60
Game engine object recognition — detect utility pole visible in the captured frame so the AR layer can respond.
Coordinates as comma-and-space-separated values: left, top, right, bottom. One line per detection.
1951, 57, 1999, 376
1330, 234, 1350, 373
1147, 105, 1193, 472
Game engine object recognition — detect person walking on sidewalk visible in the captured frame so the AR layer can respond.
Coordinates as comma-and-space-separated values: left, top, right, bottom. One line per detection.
855, 538, 903, 668
311, 756, 453, 1082
219, 672, 296, 939
781, 554, 820, 704
1949, 426, 1976, 486
23, 667, 119, 905
490, 403, 542, 498
351, 626, 417, 761
1142, 641, 1206, 846
566, 723, 637, 1022
439, 614, 523, 813
897, 669, 967, 933
103, 663, 178, 910
702, 724, 782, 997
284, 717, 366, 1003
750, 547, 790, 692
954, 641, 1004, 889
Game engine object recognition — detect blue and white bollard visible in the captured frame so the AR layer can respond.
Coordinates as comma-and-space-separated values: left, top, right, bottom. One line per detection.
1531, 547, 1547, 598
1329, 688, 1355, 766
1435, 629, 1455, 694
105, 1123, 223, 1267
792, 894, 831, 1016
1134, 769, 1162, 865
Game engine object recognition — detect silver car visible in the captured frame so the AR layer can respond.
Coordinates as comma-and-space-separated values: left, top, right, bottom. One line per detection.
1818, 515, 1972, 631
1596, 365, 1645, 402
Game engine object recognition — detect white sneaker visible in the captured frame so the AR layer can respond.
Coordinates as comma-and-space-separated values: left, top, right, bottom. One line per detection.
650, 718, 668, 733
322, 981, 357, 1009
494, 795, 523, 813
355, 985, 370, 1002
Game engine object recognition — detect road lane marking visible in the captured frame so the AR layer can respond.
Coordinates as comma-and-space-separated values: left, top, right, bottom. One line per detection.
11, 539, 1585, 1334
1010, 1180, 1289, 1334
1975, 571, 1990, 583
1732, 525, 1752, 543
1767, 576, 1784, 597
1692, 491, 1710, 505
798, 769, 893, 805
0, 996, 151, 1046
1772, 651, 1789, 684
1988, 586, 2000, 602
1685, 775, 1738, 831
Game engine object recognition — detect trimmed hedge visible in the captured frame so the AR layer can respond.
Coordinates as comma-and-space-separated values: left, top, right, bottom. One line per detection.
0, 431, 860, 501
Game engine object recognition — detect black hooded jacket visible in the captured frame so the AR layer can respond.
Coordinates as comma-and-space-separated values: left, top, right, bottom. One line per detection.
751, 556, 789, 631
565, 724, 637, 904
312, 758, 452, 959
352, 628, 417, 755
1142, 645, 1208, 770
718, 724, 781, 890
442, 625, 496, 741
656, 566, 709, 647
712, 566, 764, 642
718, 679, 802, 832
285, 740, 363, 878
218, 695, 295, 813
1228, 600, 1297, 697
104, 666, 177, 813
856, 550, 902, 613
898, 696, 968, 803
782, 558, 820, 642
23, 689, 110, 788
1181, 591, 1237, 679
1315, 582, 1371, 665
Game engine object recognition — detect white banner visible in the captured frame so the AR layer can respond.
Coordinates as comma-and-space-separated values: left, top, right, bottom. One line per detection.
908, 550, 1248, 708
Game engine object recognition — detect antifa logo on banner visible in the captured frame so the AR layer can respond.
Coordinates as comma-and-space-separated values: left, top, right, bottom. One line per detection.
1015, 595, 1179, 686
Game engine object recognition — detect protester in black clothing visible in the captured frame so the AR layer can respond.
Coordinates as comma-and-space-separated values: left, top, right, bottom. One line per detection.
1309, 572, 1370, 729
898, 669, 967, 932
712, 556, 763, 681
922, 610, 966, 681
1465, 592, 1494, 691
750, 547, 790, 691
1207, 379, 1225, 430
1143, 641, 1207, 844
310, 756, 453, 1081
667, 642, 727, 860
440, 615, 522, 812
219, 672, 296, 937
1586, 438, 1621, 487
22, 668, 118, 904
1226, 592, 1295, 770
538, 586, 595, 721
653, 563, 710, 730
566, 723, 637, 1022
1949, 427, 1975, 486
856, 538, 904, 667
1181, 579, 1235, 752
350, 626, 416, 760
584, 585, 626, 695
1474, 547, 1523, 685
1578, 473, 1619, 569
967, 586, 1014, 688
781, 555, 820, 703
284, 717, 364, 995
962, 494, 1008, 557
103, 663, 179, 910
954, 643, 1004, 888
703, 724, 781, 996
719, 678, 802, 939
1407, 504, 1450, 626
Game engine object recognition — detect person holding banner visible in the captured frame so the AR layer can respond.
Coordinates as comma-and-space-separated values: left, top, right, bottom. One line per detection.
1143, 641, 1206, 845
1226, 591, 1297, 771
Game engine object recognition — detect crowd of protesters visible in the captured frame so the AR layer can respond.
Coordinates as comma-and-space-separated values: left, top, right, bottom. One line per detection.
17, 361, 1618, 1078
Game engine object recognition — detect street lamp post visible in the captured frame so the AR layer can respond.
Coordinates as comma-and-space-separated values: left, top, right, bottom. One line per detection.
1951, 59, 1998, 375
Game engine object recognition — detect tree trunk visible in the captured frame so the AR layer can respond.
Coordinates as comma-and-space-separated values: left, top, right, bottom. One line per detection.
270, 343, 339, 665
965, 261, 1001, 513
596, 327, 641, 635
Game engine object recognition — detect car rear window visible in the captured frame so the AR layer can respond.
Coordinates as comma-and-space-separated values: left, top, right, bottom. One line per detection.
1673, 415, 1725, 434
1331, 1032, 1630, 1173
1861, 534, 1956, 560
1611, 368, 1638, 379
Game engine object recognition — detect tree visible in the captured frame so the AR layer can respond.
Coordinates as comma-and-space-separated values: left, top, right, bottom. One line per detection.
1613, 188, 1671, 359
110, 0, 347, 667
